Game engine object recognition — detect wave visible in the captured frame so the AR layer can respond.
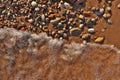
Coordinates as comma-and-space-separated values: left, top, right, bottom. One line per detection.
0, 28, 120, 80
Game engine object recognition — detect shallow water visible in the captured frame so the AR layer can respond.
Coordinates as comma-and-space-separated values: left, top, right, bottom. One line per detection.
0, 28, 120, 80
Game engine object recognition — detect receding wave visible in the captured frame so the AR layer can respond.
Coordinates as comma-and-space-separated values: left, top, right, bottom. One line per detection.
0, 28, 120, 80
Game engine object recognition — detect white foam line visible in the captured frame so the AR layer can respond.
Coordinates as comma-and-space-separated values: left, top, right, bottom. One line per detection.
0, 28, 120, 54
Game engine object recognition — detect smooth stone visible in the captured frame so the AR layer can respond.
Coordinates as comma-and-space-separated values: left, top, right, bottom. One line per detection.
117, 3, 120, 9
48, 14, 55, 19
106, 19, 112, 24
28, 19, 34, 23
82, 33, 91, 41
88, 28, 95, 33
41, 14, 45, 21
70, 28, 81, 36
35, 7, 40, 12
103, 13, 111, 19
95, 37, 105, 43
50, 19, 59, 26
31, 1, 38, 7
79, 24, 84, 29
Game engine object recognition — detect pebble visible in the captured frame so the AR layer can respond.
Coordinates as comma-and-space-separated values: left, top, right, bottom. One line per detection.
79, 24, 84, 29
99, 8, 105, 14
106, 7, 111, 12
35, 7, 40, 12
79, 15, 85, 20
31, 1, 38, 7
103, 13, 111, 19
62, 33, 68, 39
48, 14, 56, 19
28, 19, 34, 24
91, 7, 96, 11
88, 28, 95, 33
117, 3, 120, 9
70, 28, 81, 36
83, 11, 91, 17
41, 14, 45, 22
41, 5, 47, 9
95, 8, 105, 16
45, 18, 50, 23
82, 33, 91, 41
91, 18, 97, 24
95, 37, 105, 43
50, 19, 59, 26
101, 29, 105, 32
35, 16, 41, 22
108, 1, 112, 6
106, 19, 112, 24
58, 22, 63, 27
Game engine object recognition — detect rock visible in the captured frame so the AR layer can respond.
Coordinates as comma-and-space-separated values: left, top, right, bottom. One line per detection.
82, 33, 91, 41
61, 19, 67, 24
48, 14, 55, 19
69, 18, 74, 22
103, 13, 111, 19
56, 17, 61, 21
28, 19, 34, 24
35, 16, 41, 22
79, 24, 84, 29
62, 33, 68, 39
31, 1, 38, 7
35, 7, 40, 12
106, 7, 111, 12
41, 5, 47, 9
106, 19, 112, 24
66, 10, 70, 15
108, 1, 112, 6
83, 11, 91, 17
64, 2, 70, 7
69, 12, 76, 18
50, 19, 59, 26
41, 22, 45, 26
94, 8, 105, 16
117, 3, 120, 9
57, 22, 64, 29
41, 14, 45, 22
70, 28, 81, 36
95, 37, 105, 43
88, 28, 95, 33
45, 18, 50, 23
79, 15, 85, 20
91, 7, 96, 11
99, 8, 105, 14
91, 18, 97, 24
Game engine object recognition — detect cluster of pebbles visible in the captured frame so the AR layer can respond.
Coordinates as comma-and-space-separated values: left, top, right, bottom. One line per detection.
0, 0, 116, 43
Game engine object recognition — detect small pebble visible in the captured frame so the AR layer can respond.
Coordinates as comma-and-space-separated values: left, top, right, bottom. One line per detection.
95, 37, 105, 43
106, 19, 112, 24
117, 3, 120, 9
70, 28, 81, 36
31, 1, 38, 7
103, 13, 111, 19
88, 28, 95, 33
